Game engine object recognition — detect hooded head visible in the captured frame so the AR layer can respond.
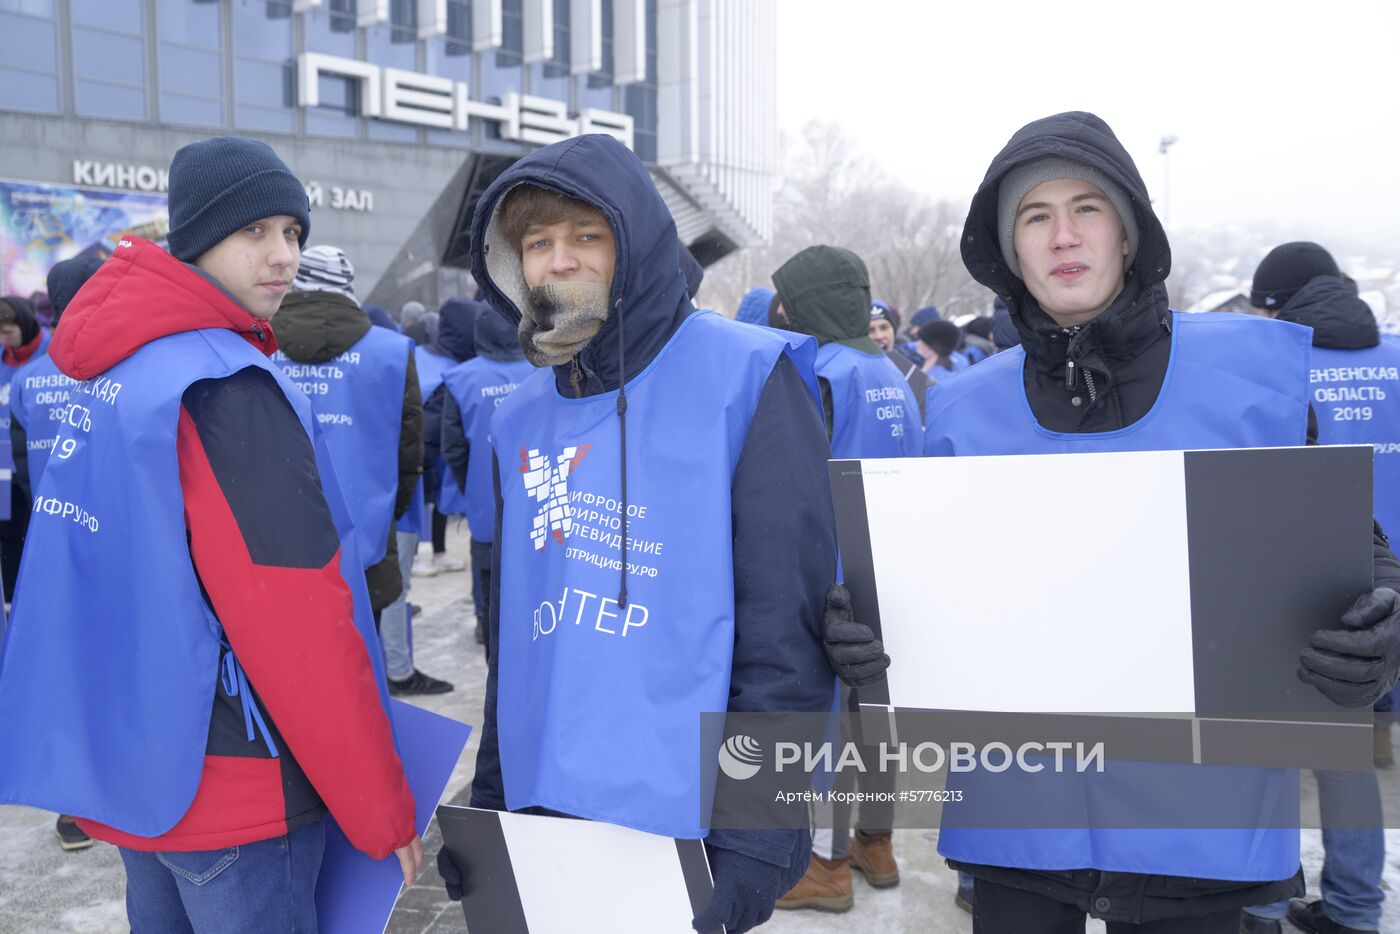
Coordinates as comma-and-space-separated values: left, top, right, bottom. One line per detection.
962, 112, 1169, 344
0, 295, 40, 355
433, 298, 481, 362
474, 300, 526, 361
1251, 242, 1377, 349
736, 287, 775, 326
918, 320, 961, 359
1250, 242, 1342, 312
771, 245, 882, 354
365, 304, 398, 331
46, 254, 105, 326
470, 134, 693, 394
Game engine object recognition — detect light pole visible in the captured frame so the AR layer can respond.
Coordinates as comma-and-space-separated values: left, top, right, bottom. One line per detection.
1158, 134, 1178, 229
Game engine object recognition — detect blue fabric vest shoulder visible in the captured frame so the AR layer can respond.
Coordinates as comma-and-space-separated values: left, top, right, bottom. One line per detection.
441, 355, 534, 542
8, 351, 77, 488
0, 331, 51, 446
489, 310, 797, 838
926, 311, 1311, 881
0, 328, 389, 836
1308, 342, 1400, 536
273, 326, 410, 566
815, 343, 923, 458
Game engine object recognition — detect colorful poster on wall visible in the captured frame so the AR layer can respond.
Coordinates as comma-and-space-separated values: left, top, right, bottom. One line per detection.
0, 180, 169, 298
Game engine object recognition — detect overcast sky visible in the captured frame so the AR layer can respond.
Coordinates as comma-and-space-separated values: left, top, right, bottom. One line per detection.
774, 0, 1400, 247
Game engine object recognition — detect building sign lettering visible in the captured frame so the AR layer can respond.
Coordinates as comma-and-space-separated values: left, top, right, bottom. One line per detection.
297, 52, 635, 150
73, 162, 375, 213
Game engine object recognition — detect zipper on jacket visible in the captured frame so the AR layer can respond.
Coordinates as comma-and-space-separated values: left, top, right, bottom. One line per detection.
569, 356, 584, 399
1082, 367, 1098, 402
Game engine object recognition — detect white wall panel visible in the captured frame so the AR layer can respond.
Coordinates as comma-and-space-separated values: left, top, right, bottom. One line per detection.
570, 0, 603, 73
473, 0, 503, 50
522, 0, 554, 63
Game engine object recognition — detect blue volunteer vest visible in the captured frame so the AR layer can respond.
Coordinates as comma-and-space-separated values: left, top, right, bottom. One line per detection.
927, 311, 1310, 881
8, 354, 78, 489
441, 355, 534, 543
397, 347, 454, 536
273, 327, 411, 567
1309, 343, 1400, 536
0, 330, 51, 440
816, 343, 923, 458
491, 310, 807, 838
0, 328, 390, 836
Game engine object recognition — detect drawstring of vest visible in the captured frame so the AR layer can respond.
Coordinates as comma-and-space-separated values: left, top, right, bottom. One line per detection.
219, 645, 279, 759
615, 298, 629, 609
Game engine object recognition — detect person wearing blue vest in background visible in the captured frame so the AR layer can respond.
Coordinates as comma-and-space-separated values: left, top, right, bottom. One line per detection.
916, 318, 968, 381
905, 111, 1400, 932
962, 315, 997, 364
440, 306, 533, 648
765, 244, 920, 915
274, 244, 452, 698
430, 133, 840, 934
735, 286, 775, 326
0, 294, 48, 603
0, 136, 423, 931
870, 301, 934, 422
6, 253, 102, 853
1240, 241, 1400, 934
411, 298, 477, 578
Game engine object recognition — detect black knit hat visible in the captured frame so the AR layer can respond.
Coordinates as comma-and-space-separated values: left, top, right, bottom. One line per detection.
919, 319, 961, 357
166, 136, 311, 262
1250, 242, 1341, 311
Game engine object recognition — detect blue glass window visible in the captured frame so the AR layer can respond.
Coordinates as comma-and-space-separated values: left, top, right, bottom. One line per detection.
622, 0, 657, 161
529, 0, 569, 104
303, 0, 357, 137
480, 0, 523, 143
157, 0, 224, 128
575, 0, 612, 113
426, 27, 473, 148
233, 0, 294, 132
366, 0, 418, 141
72, 2, 148, 123
0, 5, 59, 114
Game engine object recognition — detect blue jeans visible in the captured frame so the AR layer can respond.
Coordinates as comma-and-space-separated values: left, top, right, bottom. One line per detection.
1245, 770, 1384, 928
378, 530, 419, 680
120, 819, 325, 933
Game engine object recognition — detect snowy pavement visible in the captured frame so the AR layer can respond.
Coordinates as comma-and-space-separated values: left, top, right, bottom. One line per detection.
5, 525, 1400, 932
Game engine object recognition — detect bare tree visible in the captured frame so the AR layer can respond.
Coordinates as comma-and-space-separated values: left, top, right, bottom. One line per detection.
697, 122, 981, 322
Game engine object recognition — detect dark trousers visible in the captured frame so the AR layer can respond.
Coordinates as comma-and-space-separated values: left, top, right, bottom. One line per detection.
469, 538, 492, 623
431, 506, 447, 553
973, 878, 1242, 934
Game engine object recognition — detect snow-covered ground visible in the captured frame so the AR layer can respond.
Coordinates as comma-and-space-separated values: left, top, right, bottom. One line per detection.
5, 525, 1400, 932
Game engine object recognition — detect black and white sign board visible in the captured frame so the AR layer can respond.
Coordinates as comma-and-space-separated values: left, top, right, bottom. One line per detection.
437, 806, 718, 934
830, 445, 1374, 769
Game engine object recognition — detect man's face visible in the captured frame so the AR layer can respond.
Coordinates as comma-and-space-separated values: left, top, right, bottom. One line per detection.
869, 317, 895, 352
1012, 177, 1129, 328
520, 213, 616, 292
194, 215, 302, 319
0, 324, 23, 348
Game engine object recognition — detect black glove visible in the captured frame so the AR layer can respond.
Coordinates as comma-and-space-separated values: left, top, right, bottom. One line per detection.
436, 846, 463, 901
1299, 587, 1400, 708
691, 845, 785, 934
823, 583, 890, 688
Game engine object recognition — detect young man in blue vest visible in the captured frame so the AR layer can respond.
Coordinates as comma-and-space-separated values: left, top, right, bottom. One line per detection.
1239, 242, 1400, 934
0, 136, 422, 930
912, 111, 1400, 932
8, 254, 101, 852
439, 304, 532, 647
433, 134, 839, 934
274, 244, 452, 696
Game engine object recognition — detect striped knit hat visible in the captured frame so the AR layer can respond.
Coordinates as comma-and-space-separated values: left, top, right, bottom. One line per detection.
293, 244, 356, 302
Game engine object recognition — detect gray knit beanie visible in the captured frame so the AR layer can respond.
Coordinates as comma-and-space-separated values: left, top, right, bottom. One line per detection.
996, 157, 1138, 279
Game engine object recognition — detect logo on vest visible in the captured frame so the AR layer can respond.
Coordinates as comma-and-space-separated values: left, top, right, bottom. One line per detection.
718, 735, 764, 781
520, 444, 592, 551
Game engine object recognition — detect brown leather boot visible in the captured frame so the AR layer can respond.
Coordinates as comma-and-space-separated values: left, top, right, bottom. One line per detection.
775, 854, 853, 912
850, 830, 900, 887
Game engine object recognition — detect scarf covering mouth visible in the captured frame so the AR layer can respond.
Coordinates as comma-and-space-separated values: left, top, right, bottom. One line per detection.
521, 281, 611, 367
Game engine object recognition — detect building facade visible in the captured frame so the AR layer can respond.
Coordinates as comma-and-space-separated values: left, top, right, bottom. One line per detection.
0, 0, 775, 312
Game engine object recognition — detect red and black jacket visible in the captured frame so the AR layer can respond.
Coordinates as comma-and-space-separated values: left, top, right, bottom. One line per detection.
50, 241, 415, 857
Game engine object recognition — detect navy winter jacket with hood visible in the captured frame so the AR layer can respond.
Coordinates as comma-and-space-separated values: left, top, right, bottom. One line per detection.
440, 304, 526, 495
467, 134, 837, 872
422, 299, 481, 465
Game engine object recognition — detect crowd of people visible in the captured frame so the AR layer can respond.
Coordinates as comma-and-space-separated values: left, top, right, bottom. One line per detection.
0, 110, 1397, 934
